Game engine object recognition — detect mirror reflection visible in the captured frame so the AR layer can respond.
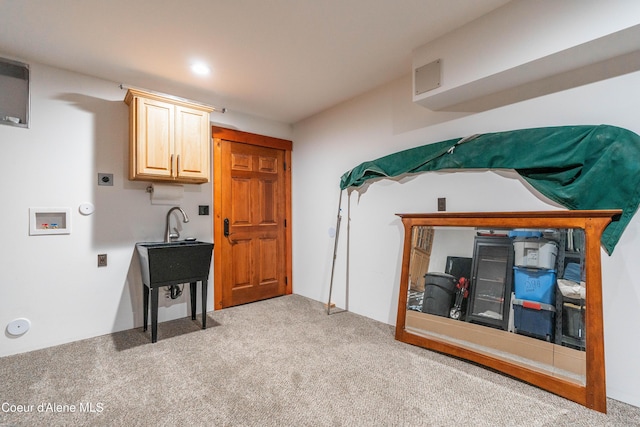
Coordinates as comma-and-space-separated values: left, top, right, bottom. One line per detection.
406, 226, 586, 384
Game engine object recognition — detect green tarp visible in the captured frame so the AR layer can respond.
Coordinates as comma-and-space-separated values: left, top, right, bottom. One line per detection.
340, 125, 640, 254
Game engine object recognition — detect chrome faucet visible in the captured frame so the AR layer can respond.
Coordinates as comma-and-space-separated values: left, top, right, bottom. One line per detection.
165, 207, 189, 242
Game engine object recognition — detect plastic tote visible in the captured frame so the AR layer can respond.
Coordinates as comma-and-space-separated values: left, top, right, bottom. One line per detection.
513, 267, 556, 304
513, 238, 558, 269
512, 298, 556, 341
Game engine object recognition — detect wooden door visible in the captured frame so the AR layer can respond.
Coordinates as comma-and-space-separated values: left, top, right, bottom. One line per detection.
213, 128, 292, 308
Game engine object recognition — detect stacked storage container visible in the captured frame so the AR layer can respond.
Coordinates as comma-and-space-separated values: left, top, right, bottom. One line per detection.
512, 298, 556, 341
510, 230, 558, 341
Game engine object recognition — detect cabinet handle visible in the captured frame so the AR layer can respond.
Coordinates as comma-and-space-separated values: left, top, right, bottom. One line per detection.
170, 154, 175, 177
176, 154, 180, 176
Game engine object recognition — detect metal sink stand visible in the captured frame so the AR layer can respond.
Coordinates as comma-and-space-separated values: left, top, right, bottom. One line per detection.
143, 278, 208, 343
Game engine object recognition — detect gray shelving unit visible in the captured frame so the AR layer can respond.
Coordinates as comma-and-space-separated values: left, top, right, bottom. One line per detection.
554, 229, 586, 350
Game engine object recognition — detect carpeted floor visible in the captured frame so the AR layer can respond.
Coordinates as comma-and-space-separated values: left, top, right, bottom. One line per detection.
1, 294, 639, 426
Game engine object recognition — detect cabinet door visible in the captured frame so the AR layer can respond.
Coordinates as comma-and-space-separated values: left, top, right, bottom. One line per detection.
175, 105, 210, 182
134, 96, 175, 179
467, 237, 514, 329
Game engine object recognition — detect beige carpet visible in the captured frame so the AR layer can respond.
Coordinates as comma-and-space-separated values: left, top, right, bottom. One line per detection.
1, 294, 639, 426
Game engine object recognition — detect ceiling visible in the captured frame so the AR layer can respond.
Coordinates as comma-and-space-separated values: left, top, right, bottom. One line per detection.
0, 0, 510, 124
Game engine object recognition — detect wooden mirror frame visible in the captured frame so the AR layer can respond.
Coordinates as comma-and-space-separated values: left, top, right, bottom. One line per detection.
395, 210, 621, 413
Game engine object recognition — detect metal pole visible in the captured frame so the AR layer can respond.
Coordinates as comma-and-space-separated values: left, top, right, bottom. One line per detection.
327, 189, 343, 314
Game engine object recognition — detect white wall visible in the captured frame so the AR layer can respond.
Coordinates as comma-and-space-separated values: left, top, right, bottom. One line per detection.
429, 228, 475, 273
0, 60, 291, 357
291, 12, 640, 410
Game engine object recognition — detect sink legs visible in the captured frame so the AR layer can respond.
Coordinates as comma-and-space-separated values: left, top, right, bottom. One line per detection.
151, 287, 159, 342
190, 282, 197, 320
144, 280, 207, 343
202, 281, 207, 329
142, 284, 159, 343
189, 281, 208, 329
143, 285, 149, 332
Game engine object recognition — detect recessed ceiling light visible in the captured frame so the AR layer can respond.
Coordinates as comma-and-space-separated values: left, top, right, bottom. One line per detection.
191, 62, 211, 76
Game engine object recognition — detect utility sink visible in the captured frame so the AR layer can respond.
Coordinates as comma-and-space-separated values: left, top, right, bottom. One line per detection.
135, 240, 214, 343
136, 240, 213, 287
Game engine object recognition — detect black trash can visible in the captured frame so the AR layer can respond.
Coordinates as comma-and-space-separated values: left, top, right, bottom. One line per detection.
421, 272, 457, 317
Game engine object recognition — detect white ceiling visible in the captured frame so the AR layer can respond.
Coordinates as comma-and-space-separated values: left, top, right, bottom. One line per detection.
0, 0, 510, 124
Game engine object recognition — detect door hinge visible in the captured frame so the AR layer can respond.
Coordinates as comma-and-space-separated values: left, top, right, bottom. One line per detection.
284, 219, 287, 227
284, 161, 287, 171
285, 276, 288, 285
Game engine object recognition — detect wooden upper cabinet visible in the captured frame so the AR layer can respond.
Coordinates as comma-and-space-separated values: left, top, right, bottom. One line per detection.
124, 88, 212, 183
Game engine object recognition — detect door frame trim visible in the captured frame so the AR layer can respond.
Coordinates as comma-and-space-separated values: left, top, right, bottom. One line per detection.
212, 126, 293, 309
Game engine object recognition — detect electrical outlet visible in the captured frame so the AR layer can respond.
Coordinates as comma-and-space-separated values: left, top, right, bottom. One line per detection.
438, 197, 446, 211
97, 254, 107, 267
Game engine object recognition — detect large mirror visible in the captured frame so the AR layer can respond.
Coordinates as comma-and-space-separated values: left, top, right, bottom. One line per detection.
396, 211, 620, 413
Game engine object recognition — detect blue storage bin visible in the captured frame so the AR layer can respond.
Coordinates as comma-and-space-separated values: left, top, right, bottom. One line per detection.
508, 229, 543, 238
513, 267, 556, 304
563, 262, 582, 282
513, 298, 555, 341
